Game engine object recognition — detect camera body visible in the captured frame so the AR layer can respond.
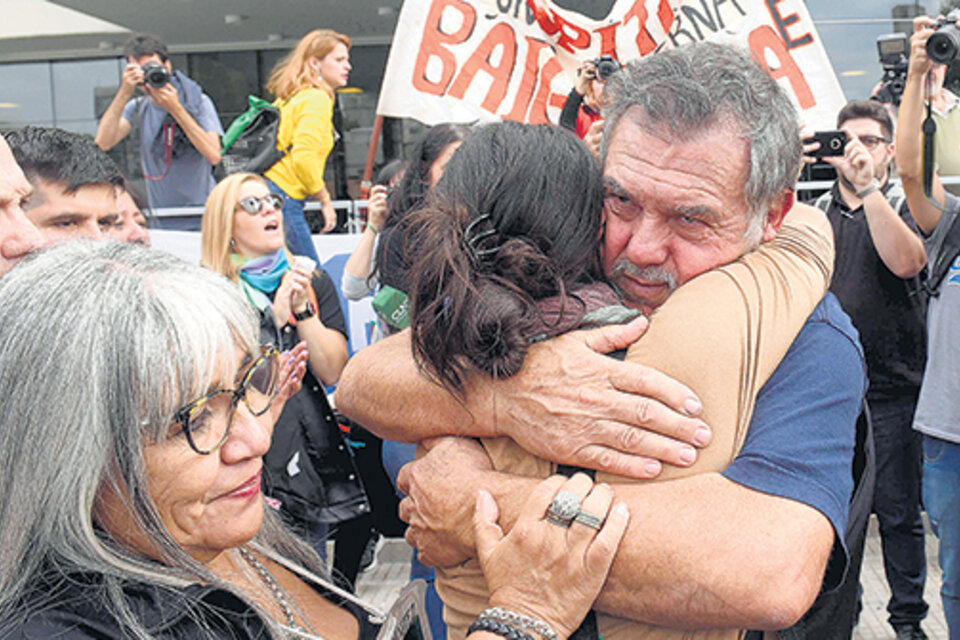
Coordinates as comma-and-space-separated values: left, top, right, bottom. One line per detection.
927, 10, 960, 65
141, 61, 170, 89
875, 33, 909, 106
592, 54, 622, 81
804, 130, 849, 159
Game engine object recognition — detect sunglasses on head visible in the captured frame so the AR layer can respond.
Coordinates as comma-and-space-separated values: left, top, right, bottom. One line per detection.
236, 193, 284, 215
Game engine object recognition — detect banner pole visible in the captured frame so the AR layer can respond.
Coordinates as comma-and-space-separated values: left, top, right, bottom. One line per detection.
360, 114, 385, 200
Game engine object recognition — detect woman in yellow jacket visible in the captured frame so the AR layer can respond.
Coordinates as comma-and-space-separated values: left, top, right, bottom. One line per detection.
264, 29, 351, 263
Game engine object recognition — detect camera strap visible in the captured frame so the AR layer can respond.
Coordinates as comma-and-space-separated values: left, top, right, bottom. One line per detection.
922, 84, 946, 212
142, 119, 175, 182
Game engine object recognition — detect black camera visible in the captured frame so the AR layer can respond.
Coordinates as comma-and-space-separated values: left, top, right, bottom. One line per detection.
874, 33, 909, 106
927, 10, 960, 65
804, 130, 849, 159
141, 61, 170, 89
592, 54, 622, 81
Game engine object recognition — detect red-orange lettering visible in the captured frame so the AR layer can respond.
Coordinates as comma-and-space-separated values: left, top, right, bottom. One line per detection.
624, 0, 676, 55
595, 22, 620, 57
524, 1, 589, 52
528, 57, 565, 125
412, 0, 477, 96
449, 22, 518, 114
748, 25, 815, 109
504, 37, 551, 121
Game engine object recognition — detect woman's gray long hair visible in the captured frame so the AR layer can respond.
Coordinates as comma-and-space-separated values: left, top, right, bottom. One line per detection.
0, 240, 326, 638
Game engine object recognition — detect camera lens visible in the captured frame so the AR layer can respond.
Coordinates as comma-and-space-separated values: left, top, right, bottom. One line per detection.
927, 26, 960, 65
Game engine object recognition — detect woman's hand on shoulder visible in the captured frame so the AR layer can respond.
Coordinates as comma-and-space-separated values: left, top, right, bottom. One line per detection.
474, 473, 629, 640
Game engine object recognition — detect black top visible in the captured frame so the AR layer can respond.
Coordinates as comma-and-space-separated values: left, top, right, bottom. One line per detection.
811, 182, 926, 399
260, 270, 369, 526
4, 567, 380, 639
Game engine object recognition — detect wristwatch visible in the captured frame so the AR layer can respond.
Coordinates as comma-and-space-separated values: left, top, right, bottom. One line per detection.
293, 301, 316, 322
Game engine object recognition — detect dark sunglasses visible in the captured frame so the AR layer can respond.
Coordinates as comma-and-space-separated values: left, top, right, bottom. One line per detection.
236, 193, 284, 215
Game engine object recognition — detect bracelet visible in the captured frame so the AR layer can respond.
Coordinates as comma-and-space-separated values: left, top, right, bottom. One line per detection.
366, 221, 379, 235
856, 179, 880, 199
481, 607, 557, 640
467, 617, 535, 640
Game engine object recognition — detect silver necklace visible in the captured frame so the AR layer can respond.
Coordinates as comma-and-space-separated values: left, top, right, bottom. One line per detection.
237, 545, 319, 637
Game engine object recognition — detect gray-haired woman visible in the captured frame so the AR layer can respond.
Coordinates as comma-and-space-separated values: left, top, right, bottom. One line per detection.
0, 240, 627, 640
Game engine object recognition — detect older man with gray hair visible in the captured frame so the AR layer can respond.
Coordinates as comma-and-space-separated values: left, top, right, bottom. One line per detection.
0, 137, 43, 277
338, 42, 865, 638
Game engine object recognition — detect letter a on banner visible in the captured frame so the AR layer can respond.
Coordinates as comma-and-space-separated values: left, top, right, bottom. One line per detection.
376, 0, 844, 130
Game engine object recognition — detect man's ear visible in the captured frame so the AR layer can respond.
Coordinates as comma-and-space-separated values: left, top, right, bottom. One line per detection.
761, 189, 793, 242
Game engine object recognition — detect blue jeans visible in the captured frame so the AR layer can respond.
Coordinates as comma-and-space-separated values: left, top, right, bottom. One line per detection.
870, 396, 927, 627
265, 178, 319, 263
382, 439, 447, 640
922, 434, 960, 637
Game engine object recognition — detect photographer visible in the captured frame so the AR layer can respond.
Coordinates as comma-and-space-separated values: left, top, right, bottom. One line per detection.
558, 56, 620, 148
897, 13, 960, 639
805, 100, 928, 640
95, 34, 223, 208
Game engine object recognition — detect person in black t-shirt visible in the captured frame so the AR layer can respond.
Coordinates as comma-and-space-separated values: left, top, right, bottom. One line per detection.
805, 99, 929, 640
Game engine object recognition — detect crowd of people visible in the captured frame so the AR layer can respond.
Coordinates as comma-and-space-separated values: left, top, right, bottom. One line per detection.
1, 12, 960, 640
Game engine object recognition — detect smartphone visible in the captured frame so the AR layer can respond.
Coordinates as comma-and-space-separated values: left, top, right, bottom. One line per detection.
804, 130, 849, 158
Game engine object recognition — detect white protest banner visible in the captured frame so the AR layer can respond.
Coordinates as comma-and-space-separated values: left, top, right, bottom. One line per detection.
377, 0, 845, 130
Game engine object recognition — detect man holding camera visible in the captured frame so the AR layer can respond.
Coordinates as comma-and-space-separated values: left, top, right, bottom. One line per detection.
897, 13, 960, 639
558, 55, 621, 149
805, 100, 929, 640
95, 34, 223, 209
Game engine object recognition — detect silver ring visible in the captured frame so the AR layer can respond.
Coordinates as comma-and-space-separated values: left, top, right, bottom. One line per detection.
545, 513, 572, 528
573, 510, 604, 530
546, 490, 581, 523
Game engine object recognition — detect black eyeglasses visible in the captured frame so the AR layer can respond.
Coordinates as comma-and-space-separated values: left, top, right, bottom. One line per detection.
236, 193, 284, 215
172, 345, 280, 454
857, 135, 890, 149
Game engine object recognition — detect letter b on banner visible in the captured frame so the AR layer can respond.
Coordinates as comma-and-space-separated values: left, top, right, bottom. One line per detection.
413, 0, 477, 96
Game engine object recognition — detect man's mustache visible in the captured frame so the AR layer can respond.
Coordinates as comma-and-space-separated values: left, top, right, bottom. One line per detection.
608, 259, 678, 292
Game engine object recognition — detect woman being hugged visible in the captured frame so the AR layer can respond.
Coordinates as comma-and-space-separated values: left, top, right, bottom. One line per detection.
201, 173, 369, 577
264, 29, 352, 262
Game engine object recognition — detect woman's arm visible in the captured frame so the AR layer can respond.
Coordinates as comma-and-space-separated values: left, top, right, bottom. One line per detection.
289, 91, 335, 197
622, 202, 834, 476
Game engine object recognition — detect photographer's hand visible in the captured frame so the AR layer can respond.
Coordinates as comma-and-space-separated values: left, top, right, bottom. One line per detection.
575, 60, 597, 96
910, 15, 938, 80
825, 127, 875, 194
120, 63, 144, 96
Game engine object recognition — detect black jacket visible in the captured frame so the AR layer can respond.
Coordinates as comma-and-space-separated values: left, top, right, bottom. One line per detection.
259, 271, 370, 527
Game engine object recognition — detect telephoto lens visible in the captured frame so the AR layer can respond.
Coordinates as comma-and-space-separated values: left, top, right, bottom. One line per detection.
927, 10, 960, 65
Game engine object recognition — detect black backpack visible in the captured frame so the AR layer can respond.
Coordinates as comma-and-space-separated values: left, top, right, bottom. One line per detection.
219, 95, 290, 175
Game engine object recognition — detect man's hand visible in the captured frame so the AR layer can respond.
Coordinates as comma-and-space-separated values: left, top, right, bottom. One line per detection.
575, 59, 598, 96
910, 15, 939, 80
825, 127, 876, 193
144, 83, 182, 115
487, 317, 709, 480
397, 437, 494, 567
121, 63, 145, 94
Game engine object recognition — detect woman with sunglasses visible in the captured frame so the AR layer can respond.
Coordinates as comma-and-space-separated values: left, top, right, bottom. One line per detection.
0, 240, 629, 640
201, 173, 369, 586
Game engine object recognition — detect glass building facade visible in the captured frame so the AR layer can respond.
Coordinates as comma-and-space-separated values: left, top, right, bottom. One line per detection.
0, 1, 947, 196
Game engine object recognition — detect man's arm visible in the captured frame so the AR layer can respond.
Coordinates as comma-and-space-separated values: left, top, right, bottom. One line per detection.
146, 85, 221, 165
94, 64, 140, 151
402, 444, 832, 630
336, 320, 710, 479
399, 302, 865, 630
825, 128, 926, 277
897, 15, 951, 234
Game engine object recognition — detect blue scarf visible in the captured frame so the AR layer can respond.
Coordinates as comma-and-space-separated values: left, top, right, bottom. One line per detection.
232, 250, 290, 312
